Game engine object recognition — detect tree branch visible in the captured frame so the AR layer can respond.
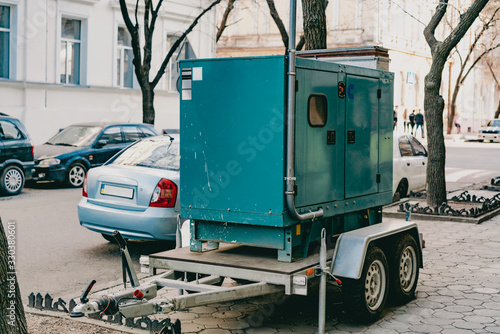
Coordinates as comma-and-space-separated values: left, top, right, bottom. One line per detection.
440, 0, 490, 56
216, 0, 236, 42
487, 60, 500, 88
151, 0, 222, 88
266, 0, 288, 47
423, 0, 449, 53
461, 43, 500, 84
119, 0, 145, 87
296, 35, 305, 51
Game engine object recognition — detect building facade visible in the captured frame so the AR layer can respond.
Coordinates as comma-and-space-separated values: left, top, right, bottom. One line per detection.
0, 0, 216, 144
216, 0, 499, 134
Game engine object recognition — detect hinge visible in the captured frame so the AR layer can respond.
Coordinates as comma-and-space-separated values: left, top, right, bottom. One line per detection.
295, 80, 299, 92
376, 173, 381, 183
294, 184, 298, 196
377, 89, 381, 99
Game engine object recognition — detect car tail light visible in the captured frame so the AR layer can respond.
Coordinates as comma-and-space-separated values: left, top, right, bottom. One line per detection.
30, 140, 34, 158
82, 173, 88, 197
150, 178, 177, 207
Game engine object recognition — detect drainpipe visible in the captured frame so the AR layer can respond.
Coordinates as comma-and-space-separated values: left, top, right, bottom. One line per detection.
285, 0, 324, 221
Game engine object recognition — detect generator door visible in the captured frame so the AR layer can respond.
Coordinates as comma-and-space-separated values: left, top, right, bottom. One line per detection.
344, 75, 379, 198
295, 68, 343, 207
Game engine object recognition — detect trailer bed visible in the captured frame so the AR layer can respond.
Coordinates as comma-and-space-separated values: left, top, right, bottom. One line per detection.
149, 243, 334, 294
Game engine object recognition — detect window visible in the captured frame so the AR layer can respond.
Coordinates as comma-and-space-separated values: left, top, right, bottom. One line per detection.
0, 6, 10, 79
122, 126, 141, 142
0, 121, 22, 140
308, 94, 328, 127
140, 127, 156, 138
166, 36, 196, 91
398, 137, 413, 157
61, 18, 81, 84
100, 127, 122, 145
117, 27, 134, 88
410, 137, 427, 156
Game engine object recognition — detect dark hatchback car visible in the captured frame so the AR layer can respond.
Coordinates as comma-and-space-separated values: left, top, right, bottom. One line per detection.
33, 123, 158, 187
0, 115, 35, 195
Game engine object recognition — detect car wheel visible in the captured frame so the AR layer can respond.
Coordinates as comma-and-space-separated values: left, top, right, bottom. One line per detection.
66, 163, 87, 188
341, 246, 389, 323
478, 139, 484, 142
396, 180, 408, 199
389, 234, 419, 305
0, 166, 25, 195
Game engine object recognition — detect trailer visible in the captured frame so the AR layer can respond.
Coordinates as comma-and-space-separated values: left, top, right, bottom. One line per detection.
72, 2, 423, 331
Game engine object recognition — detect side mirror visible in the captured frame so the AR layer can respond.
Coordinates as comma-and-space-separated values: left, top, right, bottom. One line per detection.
95, 139, 107, 148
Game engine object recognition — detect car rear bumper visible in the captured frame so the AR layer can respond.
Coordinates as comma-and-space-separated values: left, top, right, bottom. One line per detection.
32, 166, 66, 182
78, 198, 179, 241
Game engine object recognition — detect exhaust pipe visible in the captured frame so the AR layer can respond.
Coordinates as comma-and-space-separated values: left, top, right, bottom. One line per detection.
285, 0, 324, 221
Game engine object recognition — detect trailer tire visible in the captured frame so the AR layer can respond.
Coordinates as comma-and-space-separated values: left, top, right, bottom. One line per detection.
342, 246, 389, 324
389, 234, 419, 305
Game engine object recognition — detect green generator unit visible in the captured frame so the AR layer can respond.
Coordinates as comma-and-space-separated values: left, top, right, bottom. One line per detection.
180, 54, 394, 262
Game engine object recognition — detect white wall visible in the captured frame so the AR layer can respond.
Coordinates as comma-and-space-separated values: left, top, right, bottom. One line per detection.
0, 0, 216, 144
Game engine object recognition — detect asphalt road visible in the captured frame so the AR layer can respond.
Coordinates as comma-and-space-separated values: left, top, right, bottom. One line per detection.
0, 183, 175, 303
1, 139, 498, 305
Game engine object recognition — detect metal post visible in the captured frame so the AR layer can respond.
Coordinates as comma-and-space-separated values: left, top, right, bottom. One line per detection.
176, 214, 182, 249
318, 228, 327, 334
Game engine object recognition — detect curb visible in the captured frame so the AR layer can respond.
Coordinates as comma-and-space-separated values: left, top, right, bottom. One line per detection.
26, 309, 147, 334
383, 200, 500, 224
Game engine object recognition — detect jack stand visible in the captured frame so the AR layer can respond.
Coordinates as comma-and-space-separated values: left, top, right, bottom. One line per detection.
113, 231, 140, 288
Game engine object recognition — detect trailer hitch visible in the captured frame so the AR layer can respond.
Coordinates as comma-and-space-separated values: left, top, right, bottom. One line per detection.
114, 230, 140, 288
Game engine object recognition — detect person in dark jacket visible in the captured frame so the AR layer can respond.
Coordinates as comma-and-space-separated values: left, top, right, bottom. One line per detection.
415, 110, 424, 138
409, 110, 416, 135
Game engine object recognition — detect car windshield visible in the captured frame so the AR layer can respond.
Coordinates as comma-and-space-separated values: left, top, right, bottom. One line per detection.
486, 120, 500, 127
110, 137, 179, 171
46, 126, 102, 147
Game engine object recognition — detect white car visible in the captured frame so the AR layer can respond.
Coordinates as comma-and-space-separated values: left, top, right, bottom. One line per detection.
478, 119, 500, 142
393, 134, 427, 199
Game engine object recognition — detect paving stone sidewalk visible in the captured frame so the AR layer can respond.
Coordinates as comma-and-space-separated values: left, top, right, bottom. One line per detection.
28, 213, 500, 334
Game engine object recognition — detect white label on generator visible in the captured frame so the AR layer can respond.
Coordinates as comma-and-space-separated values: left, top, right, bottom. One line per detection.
193, 67, 203, 81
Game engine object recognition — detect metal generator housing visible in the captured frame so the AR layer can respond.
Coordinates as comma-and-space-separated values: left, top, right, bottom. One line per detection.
180, 55, 394, 262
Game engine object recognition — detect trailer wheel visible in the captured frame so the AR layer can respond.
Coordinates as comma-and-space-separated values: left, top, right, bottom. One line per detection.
389, 234, 419, 304
342, 246, 389, 323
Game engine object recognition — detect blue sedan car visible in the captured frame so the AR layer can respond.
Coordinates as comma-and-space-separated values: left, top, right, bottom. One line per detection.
33, 123, 158, 187
78, 135, 182, 242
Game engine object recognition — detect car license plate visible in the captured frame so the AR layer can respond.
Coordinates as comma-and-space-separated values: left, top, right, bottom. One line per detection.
100, 184, 134, 199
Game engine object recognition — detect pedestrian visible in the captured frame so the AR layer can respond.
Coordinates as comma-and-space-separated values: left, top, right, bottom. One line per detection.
393, 105, 398, 130
403, 108, 409, 132
454, 114, 461, 134
415, 110, 424, 138
409, 110, 416, 135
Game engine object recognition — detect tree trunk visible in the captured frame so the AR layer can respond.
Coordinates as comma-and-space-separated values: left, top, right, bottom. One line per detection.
142, 85, 155, 125
301, 0, 327, 50
495, 100, 500, 118
0, 219, 28, 334
424, 61, 447, 207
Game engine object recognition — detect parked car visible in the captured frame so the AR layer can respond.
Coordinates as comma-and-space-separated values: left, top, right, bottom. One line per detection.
0, 114, 35, 195
478, 119, 500, 142
393, 133, 428, 200
78, 135, 181, 242
33, 123, 158, 187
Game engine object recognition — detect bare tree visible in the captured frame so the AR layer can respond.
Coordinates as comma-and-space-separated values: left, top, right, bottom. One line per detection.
424, 0, 490, 207
217, 0, 236, 42
0, 219, 28, 334
447, 5, 500, 134
119, 0, 221, 125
